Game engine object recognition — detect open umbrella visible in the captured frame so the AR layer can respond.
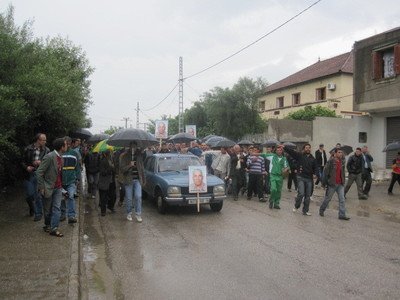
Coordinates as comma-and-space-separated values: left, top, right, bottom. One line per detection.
262, 138, 280, 147
383, 141, 400, 152
214, 139, 236, 148
330, 145, 353, 155
168, 132, 197, 144
283, 141, 297, 149
107, 128, 158, 148
205, 136, 224, 147
71, 128, 92, 140
87, 133, 110, 144
237, 140, 253, 146
201, 134, 217, 143
91, 139, 120, 153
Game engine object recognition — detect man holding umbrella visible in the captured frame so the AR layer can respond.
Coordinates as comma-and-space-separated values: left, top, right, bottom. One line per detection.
119, 142, 146, 222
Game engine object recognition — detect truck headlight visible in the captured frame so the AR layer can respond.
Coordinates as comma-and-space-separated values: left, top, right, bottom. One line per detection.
213, 185, 225, 196
167, 186, 181, 197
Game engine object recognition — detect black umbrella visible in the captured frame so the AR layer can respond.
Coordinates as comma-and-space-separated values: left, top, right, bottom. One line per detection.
262, 138, 280, 147
237, 140, 253, 146
107, 128, 158, 148
330, 145, 353, 155
87, 133, 110, 144
205, 136, 224, 147
168, 132, 197, 144
214, 139, 236, 148
71, 128, 92, 140
283, 142, 297, 149
201, 134, 217, 143
383, 141, 400, 152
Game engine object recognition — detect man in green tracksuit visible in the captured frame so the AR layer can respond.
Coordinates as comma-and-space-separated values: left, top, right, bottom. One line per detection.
262, 145, 289, 209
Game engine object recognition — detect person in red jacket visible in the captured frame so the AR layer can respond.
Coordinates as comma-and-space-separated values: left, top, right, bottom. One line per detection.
388, 152, 400, 195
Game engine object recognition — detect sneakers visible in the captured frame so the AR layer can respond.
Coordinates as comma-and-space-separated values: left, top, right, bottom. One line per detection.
259, 198, 266, 202
274, 205, 280, 209
292, 208, 298, 213
303, 212, 312, 216
339, 216, 350, 221
319, 211, 324, 217
68, 217, 78, 224
135, 215, 142, 223
127, 213, 133, 221
91, 195, 96, 199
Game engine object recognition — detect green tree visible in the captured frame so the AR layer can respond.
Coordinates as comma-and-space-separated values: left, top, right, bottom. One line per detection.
286, 105, 337, 121
104, 126, 123, 135
0, 5, 93, 185
184, 77, 267, 140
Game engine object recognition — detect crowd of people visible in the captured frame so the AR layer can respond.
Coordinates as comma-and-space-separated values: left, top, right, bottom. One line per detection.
21, 133, 400, 237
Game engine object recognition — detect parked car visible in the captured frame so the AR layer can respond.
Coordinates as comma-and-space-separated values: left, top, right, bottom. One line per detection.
143, 153, 226, 214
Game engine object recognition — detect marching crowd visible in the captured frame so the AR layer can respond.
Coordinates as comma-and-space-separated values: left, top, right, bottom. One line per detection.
21, 133, 400, 237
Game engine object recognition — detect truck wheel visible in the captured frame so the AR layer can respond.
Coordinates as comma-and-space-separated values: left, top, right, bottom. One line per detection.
210, 202, 223, 212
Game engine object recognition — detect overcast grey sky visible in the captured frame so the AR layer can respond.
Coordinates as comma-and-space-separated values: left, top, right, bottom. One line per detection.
2, 0, 399, 133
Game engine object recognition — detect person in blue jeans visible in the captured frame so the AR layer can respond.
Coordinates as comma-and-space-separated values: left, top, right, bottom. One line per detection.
319, 148, 350, 220
21, 133, 50, 221
36, 138, 68, 237
284, 143, 318, 216
61, 136, 80, 223
119, 143, 146, 223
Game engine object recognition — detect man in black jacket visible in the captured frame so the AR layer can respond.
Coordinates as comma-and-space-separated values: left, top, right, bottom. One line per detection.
284, 143, 318, 216
361, 146, 373, 196
314, 144, 327, 187
21, 133, 50, 221
344, 148, 368, 199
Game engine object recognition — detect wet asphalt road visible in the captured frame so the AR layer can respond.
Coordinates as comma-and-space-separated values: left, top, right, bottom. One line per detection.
82, 186, 400, 300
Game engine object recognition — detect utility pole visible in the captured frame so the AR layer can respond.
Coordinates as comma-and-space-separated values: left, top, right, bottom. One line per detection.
178, 56, 184, 133
121, 117, 130, 129
135, 102, 140, 129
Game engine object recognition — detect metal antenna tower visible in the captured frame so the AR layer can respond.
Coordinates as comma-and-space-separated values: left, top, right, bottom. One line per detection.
136, 102, 140, 129
178, 57, 184, 133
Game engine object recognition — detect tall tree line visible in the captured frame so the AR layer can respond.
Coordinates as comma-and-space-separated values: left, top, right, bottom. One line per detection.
0, 6, 93, 186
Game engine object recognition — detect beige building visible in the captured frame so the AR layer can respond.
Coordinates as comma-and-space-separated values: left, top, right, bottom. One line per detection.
259, 52, 356, 119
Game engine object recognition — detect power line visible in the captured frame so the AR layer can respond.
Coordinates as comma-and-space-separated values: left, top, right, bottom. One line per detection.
141, 81, 179, 111
183, 0, 323, 80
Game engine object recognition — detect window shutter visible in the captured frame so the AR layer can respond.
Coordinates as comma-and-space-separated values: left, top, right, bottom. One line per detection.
372, 51, 382, 80
394, 44, 400, 75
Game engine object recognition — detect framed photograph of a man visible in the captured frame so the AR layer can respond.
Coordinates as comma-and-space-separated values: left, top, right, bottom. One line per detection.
155, 120, 168, 139
189, 166, 207, 193
185, 125, 196, 138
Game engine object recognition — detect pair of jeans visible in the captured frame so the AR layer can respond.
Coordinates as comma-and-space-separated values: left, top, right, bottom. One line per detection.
23, 173, 43, 217
344, 173, 364, 198
43, 188, 62, 230
124, 179, 142, 216
295, 176, 313, 213
61, 183, 76, 219
87, 172, 99, 197
320, 184, 346, 218
247, 173, 263, 199
361, 171, 372, 195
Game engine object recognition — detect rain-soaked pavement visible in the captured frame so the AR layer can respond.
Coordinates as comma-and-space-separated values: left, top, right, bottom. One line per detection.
81, 182, 400, 300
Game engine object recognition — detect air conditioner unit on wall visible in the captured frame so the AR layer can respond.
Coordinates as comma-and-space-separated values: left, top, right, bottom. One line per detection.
327, 83, 336, 90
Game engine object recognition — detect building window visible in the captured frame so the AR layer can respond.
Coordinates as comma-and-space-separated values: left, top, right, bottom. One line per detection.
276, 97, 284, 108
373, 44, 400, 80
316, 87, 326, 101
259, 101, 265, 112
292, 93, 300, 106
359, 132, 367, 143
274, 111, 280, 115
